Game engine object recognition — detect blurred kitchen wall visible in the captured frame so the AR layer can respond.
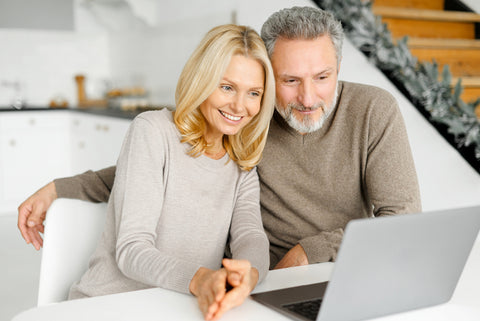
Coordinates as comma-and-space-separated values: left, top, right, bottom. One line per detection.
0, 0, 109, 107
0, 0, 312, 108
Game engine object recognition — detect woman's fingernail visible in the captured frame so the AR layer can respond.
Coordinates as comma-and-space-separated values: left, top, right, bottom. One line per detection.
27, 221, 35, 227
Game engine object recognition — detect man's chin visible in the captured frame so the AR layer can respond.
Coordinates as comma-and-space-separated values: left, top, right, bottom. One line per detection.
286, 115, 322, 134
276, 105, 325, 133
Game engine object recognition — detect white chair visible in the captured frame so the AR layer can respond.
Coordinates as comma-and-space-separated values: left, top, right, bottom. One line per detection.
37, 198, 107, 306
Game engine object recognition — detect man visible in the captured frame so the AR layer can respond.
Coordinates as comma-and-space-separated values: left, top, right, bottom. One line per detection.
18, 6, 421, 270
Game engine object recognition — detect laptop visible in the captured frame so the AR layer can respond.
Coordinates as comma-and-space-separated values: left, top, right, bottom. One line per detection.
251, 206, 480, 321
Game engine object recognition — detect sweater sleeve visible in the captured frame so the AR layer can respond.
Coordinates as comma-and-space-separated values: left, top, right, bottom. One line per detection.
228, 168, 270, 282
299, 229, 344, 263
364, 92, 422, 217
54, 166, 116, 203
113, 116, 201, 293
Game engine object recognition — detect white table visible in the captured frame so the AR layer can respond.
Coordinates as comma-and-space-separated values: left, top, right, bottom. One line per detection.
12, 236, 480, 321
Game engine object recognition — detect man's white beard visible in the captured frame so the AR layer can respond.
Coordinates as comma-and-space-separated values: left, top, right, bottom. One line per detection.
276, 83, 338, 134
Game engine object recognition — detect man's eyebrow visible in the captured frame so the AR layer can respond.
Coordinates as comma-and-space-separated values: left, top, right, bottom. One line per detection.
315, 67, 335, 75
278, 67, 335, 79
277, 73, 299, 79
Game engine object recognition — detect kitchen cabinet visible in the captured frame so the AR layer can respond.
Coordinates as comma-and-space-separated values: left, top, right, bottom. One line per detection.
70, 113, 130, 174
0, 111, 71, 214
0, 110, 131, 215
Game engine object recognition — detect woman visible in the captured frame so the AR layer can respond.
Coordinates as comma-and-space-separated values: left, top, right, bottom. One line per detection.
67, 24, 275, 321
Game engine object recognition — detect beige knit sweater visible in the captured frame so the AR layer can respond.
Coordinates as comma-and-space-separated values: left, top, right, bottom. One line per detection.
259, 81, 421, 267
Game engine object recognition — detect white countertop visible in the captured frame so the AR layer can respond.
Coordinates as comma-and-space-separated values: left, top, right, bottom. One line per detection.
12, 234, 480, 321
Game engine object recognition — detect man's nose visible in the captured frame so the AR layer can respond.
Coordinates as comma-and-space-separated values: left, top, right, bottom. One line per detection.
298, 81, 315, 108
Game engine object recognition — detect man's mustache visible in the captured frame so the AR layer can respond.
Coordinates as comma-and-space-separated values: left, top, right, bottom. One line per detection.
287, 102, 326, 112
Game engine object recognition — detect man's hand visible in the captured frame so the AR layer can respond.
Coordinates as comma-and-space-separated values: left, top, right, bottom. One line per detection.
17, 181, 58, 250
274, 244, 309, 270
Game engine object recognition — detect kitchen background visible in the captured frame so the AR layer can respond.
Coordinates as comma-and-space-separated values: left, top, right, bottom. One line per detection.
1, 0, 480, 320
0, 0, 290, 109
2, 0, 479, 108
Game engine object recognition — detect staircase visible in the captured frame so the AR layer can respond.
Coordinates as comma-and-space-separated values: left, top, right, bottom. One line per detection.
372, 0, 480, 115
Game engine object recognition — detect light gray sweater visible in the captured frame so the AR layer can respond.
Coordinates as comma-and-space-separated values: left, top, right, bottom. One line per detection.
68, 110, 269, 299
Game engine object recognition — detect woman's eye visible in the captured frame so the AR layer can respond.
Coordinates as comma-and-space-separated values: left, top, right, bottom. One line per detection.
221, 85, 233, 91
250, 91, 261, 97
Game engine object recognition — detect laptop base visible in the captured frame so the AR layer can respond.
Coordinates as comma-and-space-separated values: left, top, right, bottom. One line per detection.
252, 282, 328, 321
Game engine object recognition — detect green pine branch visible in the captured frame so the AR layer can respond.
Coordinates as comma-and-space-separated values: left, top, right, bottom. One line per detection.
316, 0, 480, 162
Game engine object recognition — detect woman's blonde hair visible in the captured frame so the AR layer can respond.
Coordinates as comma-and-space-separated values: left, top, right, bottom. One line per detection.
174, 24, 275, 171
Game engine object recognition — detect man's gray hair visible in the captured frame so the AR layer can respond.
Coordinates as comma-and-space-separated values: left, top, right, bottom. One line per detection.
261, 6, 344, 65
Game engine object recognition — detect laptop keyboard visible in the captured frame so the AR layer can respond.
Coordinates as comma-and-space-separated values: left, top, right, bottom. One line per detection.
283, 298, 322, 321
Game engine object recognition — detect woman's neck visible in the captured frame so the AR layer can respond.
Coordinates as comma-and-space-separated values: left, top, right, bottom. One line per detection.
204, 136, 226, 160
204, 148, 226, 160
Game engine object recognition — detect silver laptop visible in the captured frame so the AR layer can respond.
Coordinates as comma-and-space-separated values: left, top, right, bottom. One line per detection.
251, 206, 480, 321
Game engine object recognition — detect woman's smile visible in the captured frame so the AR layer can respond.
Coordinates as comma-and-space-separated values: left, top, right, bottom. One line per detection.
219, 110, 243, 122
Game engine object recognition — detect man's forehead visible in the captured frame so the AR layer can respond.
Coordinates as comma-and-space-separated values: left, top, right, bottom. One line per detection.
271, 37, 337, 75
272, 37, 335, 59
275, 67, 335, 78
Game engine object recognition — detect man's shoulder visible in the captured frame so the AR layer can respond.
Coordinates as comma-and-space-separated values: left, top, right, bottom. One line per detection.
336, 81, 402, 129
340, 81, 395, 101
338, 81, 398, 117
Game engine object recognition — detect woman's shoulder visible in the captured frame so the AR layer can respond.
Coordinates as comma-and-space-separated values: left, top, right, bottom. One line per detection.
125, 109, 180, 146
130, 109, 176, 132
134, 108, 174, 124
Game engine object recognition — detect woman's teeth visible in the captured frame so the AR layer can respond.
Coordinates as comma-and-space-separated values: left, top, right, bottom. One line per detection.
220, 110, 241, 121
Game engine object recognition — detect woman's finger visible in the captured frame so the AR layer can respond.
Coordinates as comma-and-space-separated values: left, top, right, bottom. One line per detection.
211, 285, 249, 321
223, 259, 251, 287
